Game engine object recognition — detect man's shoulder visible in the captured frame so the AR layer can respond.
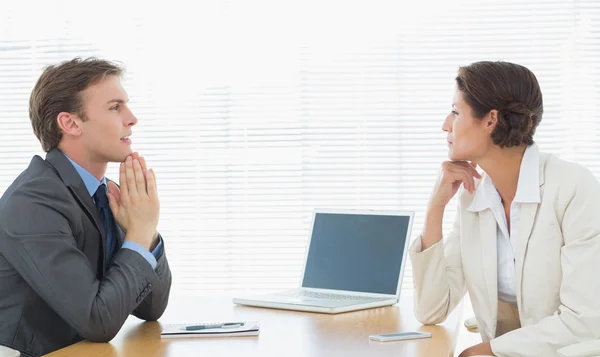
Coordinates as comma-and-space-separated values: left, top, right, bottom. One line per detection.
0, 155, 70, 215
0, 155, 81, 242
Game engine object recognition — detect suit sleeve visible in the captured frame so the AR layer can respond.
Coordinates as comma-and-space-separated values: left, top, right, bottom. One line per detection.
0, 177, 171, 342
409, 193, 467, 325
131, 235, 172, 321
490, 167, 600, 357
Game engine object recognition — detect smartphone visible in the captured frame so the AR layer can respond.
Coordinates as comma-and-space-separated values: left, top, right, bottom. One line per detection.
369, 331, 432, 342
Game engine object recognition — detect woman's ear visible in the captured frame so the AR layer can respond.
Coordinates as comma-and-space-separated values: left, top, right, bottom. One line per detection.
485, 110, 499, 132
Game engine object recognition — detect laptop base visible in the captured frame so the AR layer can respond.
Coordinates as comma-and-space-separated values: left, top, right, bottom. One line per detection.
232, 294, 397, 314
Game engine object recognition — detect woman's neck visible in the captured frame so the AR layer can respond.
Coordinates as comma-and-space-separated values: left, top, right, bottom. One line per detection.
476, 145, 527, 204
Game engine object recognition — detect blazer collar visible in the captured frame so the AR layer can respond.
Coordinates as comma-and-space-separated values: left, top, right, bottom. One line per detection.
468, 143, 542, 213
471, 147, 549, 333
45, 148, 88, 189
45, 148, 108, 272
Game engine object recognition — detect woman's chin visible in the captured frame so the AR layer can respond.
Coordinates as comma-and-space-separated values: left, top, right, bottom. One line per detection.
448, 150, 467, 162
447, 149, 458, 161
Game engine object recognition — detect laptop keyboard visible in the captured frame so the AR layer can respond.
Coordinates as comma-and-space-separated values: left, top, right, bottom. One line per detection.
280, 290, 384, 302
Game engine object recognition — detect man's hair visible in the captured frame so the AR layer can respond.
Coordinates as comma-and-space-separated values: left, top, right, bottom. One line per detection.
29, 57, 124, 152
455, 61, 544, 148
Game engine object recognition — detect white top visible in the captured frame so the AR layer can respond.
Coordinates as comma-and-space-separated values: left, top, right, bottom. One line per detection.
410, 146, 600, 354
467, 144, 541, 305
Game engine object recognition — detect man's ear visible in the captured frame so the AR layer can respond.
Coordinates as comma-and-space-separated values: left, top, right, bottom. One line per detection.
56, 112, 83, 137
485, 110, 499, 133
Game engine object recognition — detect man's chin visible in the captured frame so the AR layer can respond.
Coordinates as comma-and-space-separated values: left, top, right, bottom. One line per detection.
111, 151, 133, 163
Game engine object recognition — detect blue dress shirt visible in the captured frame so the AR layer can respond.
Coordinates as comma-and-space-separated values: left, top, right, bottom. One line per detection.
65, 155, 162, 269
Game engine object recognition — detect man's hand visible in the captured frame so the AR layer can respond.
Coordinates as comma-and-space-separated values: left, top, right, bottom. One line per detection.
107, 152, 160, 250
458, 342, 495, 357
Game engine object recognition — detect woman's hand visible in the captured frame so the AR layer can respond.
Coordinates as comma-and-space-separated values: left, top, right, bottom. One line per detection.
430, 161, 481, 208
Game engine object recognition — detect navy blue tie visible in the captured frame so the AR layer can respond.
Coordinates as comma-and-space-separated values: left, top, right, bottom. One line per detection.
93, 184, 116, 266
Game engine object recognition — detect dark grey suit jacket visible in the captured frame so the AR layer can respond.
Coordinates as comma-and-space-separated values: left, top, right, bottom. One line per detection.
0, 149, 172, 357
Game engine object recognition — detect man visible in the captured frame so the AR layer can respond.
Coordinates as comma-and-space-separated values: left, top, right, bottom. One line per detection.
0, 58, 172, 357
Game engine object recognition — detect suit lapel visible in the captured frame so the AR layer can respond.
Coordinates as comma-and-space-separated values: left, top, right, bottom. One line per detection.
115, 224, 126, 245
478, 209, 499, 335
106, 179, 126, 246
514, 154, 546, 309
514, 203, 538, 292
45, 149, 107, 272
70, 186, 103, 237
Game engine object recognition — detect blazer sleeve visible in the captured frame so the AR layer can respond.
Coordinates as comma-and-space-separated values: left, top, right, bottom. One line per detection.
0, 177, 169, 343
490, 167, 600, 357
131, 237, 172, 321
409, 192, 467, 325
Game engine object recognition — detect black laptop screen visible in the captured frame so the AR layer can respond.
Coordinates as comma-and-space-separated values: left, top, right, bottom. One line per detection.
301, 212, 411, 295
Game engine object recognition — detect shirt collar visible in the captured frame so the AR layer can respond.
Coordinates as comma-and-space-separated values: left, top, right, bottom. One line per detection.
63, 154, 107, 197
468, 143, 540, 212
513, 143, 540, 203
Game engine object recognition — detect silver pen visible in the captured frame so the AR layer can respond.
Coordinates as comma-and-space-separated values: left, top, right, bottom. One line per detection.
184, 322, 244, 331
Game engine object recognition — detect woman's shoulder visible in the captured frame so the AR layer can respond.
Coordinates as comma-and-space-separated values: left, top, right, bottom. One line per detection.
541, 151, 600, 191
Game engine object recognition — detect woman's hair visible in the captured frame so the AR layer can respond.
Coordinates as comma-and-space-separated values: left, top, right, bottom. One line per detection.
455, 61, 543, 148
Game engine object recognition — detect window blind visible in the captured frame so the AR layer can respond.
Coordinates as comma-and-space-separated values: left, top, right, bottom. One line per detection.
0, 0, 598, 297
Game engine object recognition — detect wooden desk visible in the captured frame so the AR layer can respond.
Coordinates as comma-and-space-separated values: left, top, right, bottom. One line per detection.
46, 295, 463, 357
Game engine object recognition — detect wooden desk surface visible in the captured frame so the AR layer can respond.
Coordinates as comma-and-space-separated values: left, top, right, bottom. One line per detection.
45, 294, 463, 357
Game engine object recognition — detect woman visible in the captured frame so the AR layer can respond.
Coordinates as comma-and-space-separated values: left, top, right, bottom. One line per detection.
410, 61, 600, 357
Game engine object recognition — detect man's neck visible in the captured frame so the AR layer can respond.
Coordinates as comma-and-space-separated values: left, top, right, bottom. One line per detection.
58, 145, 107, 181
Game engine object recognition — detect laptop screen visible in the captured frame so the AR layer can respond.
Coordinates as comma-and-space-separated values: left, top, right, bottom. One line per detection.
301, 212, 411, 295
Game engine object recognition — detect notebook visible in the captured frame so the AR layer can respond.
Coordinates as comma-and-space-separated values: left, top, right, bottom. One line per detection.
233, 209, 414, 314
160, 321, 260, 338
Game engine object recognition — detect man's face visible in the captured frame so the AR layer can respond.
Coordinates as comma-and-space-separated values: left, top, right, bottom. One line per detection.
78, 75, 137, 163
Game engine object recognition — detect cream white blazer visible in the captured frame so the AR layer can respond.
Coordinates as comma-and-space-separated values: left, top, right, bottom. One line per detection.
410, 152, 600, 357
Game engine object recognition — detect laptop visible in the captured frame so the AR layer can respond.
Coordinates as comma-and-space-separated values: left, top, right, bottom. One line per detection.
232, 209, 415, 314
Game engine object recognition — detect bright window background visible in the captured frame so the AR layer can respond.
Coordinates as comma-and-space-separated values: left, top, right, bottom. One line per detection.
0, 0, 599, 297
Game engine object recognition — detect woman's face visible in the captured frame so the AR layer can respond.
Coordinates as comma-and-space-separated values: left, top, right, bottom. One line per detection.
442, 89, 494, 162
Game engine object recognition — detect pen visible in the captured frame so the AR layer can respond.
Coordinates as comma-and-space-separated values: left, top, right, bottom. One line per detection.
184, 322, 244, 331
